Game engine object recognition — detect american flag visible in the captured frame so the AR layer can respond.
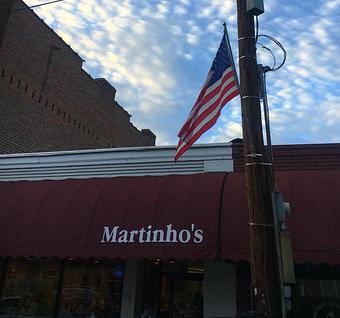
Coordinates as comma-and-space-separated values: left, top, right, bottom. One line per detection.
175, 30, 239, 161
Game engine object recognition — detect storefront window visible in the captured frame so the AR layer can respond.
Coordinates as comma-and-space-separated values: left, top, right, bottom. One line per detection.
296, 279, 340, 317
0, 258, 8, 300
293, 264, 340, 317
0, 258, 5, 288
60, 260, 123, 318
0, 258, 59, 317
143, 260, 203, 318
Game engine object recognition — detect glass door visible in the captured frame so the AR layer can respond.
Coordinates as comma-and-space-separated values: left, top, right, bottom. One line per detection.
159, 273, 203, 318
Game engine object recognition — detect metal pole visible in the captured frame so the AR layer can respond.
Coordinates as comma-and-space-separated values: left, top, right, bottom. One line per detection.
258, 66, 274, 169
259, 65, 287, 318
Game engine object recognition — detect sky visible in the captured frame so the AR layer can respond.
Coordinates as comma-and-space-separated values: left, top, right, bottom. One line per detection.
24, 0, 340, 146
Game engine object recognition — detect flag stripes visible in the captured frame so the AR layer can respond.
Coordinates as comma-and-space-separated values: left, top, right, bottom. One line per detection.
175, 33, 239, 162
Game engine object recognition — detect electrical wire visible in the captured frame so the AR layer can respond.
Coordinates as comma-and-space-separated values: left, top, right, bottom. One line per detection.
11, 0, 66, 12
257, 41, 277, 71
254, 16, 287, 72
258, 34, 287, 72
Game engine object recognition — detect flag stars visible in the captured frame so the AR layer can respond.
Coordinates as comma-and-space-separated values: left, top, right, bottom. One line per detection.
208, 36, 232, 85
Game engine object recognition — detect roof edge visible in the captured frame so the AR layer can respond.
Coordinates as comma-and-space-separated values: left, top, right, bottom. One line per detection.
0, 143, 234, 181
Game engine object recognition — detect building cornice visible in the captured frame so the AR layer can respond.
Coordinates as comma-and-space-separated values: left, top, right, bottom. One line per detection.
0, 143, 233, 181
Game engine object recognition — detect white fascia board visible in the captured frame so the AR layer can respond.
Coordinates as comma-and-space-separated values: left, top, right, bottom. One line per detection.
0, 143, 233, 181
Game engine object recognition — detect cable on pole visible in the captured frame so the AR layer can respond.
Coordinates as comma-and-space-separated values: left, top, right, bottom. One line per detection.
254, 17, 287, 72
257, 41, 277, 70
258, 34, 287, 72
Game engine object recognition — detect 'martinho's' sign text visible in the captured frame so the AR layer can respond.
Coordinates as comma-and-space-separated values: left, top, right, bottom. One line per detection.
100, 224, 203, 244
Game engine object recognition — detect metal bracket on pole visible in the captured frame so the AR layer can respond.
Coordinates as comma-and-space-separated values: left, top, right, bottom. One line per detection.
246, 153, 263, 158
273, 192, 291, 230
246, 0, 265, 15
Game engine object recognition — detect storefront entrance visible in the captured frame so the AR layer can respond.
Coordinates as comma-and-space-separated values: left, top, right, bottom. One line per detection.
159, 272, 203, 318
143, 260, 203, 318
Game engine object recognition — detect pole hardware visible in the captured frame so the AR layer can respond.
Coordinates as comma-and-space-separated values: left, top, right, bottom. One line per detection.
248, 222, 275, 227
246, 0, 265, 16
245, 162, 273, 166
239, 55, 257, 60
274, 192, 291, 230
241, 95, 261, 99
246, 153, 263, 158
239, 36, 256, 41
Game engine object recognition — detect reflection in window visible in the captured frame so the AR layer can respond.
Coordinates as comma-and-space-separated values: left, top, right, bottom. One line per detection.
0, 258, 4, 283
296, 278, 340, 318
60, 260, 123, 318
0, 258, 59, 317
144, 259, 203, 318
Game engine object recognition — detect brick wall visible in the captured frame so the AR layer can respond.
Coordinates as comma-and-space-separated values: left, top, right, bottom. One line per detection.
232, 140, 340, 171
0, 0, 13, 53
0, 0, 155, 154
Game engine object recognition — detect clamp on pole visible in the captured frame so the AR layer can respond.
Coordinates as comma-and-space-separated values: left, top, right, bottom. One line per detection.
248, 222, 275, 228
246, 162, 273, 166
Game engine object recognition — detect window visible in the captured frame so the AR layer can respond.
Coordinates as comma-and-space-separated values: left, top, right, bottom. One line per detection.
0, 259, 59, 317
60, 260, 123, 318
294, 264, 340, 316
143, 260, 203, 318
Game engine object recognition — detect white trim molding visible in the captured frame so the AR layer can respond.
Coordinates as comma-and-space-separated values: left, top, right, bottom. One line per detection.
0, 143, 233, 181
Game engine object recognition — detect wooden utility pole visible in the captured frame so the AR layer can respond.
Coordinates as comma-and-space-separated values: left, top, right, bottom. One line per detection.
236, 0, 283, 317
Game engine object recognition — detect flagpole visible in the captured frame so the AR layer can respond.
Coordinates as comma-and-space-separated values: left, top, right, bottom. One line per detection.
223, 22, 240, 90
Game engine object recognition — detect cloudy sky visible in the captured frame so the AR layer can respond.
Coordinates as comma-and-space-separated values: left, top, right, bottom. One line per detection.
25, 0, 340, 146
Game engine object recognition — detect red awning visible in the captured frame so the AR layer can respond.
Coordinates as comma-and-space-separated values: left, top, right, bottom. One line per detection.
1, 171, 340, 264
220, 170, 340, 265
0, 173, 226, 260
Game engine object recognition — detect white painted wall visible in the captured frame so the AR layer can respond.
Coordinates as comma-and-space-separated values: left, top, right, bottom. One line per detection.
203, 261, 237, 318
120, 259, 145, 318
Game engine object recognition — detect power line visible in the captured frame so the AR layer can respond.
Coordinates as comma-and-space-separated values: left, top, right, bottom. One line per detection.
11, 0, 66, 12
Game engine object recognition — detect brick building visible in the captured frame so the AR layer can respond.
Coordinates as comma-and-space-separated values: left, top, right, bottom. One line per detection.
0, 0, 155, 154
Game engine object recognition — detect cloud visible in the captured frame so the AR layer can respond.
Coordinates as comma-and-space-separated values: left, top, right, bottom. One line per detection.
186, 33, 199, 45
183, 53, 193, 60
196, 0, 236, 19
24, 0, 340, 147
322, 0, 340, 13
204, 120, 242, 143
153, 1, 169, 20
206, 21, 220, 33
174, 5, 188, 15
54, 9, 86, 29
